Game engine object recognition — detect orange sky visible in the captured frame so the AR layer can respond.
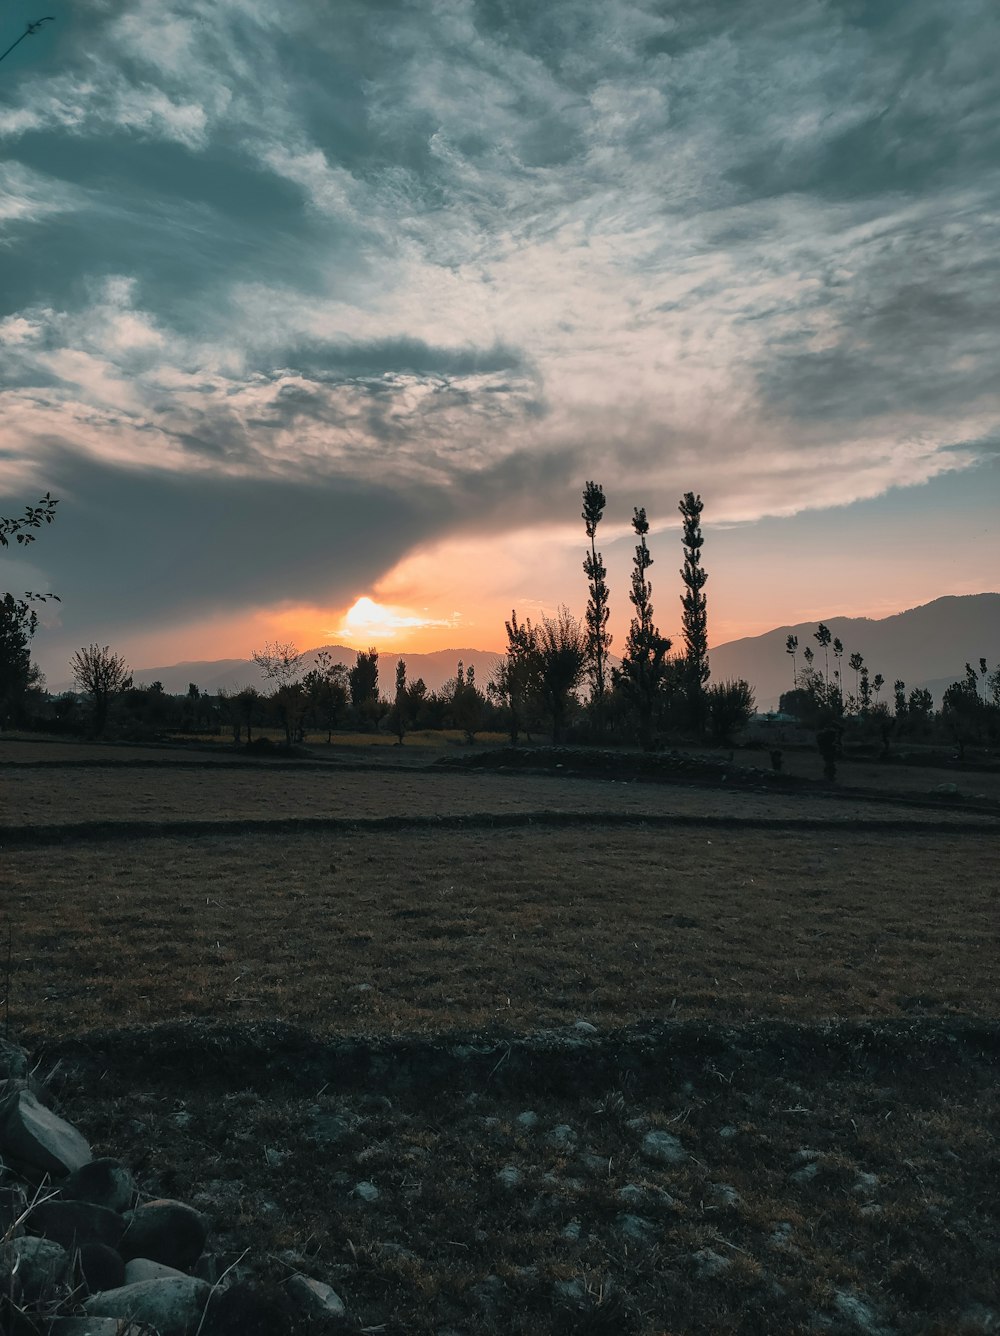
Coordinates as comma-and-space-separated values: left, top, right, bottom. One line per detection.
99, 472, 1000, 672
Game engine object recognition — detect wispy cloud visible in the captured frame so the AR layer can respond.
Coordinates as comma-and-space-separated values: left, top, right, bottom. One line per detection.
0, 0, 997, 664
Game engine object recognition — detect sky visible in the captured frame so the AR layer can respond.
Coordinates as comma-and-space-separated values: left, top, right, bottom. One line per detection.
0, 0, 997, 681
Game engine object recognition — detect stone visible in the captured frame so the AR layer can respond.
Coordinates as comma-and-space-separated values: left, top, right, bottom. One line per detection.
354, 1180, 379, 1202
309, 1112, 352, 1144
126, 1257, 191, 1284
617, 1213, 657, 1244
692, 1247, 731, 1278
286, 1273, 347, 1319
0, 1089, 92, 1176
516, 1110, 539, 1129
832, 1290, 883, 1331
78, 1241, 126, 1294
62, 1157, 136, 1213
641, 1129, 686, 1165
709, 1182, 741, 1206
27, 1199, 125, 1251
120, 1199, 208, 1272
547, 1124, 577, 1150
554, 1277, 587, 1305
3, 1234, 70, 1304
497, 1165, 521, 1189
83, 1276, 211, 1336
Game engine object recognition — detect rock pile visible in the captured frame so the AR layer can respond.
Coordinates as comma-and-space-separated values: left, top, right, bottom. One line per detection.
0, 1038, 346, 1334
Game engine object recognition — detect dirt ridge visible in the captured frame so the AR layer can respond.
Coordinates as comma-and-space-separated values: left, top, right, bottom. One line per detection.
4, 808, 1000, 848
44, 1016, 1000, 1096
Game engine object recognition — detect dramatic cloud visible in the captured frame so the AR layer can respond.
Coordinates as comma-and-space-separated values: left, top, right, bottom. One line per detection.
0, 0, 997, 670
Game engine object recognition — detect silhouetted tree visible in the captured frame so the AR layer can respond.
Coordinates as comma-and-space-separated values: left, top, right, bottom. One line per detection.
848, 651, 864, 702
859, 667, 872, 715
235, 685, 261, 742
407, 676, 429, 728
389, 658, 408, 743
0, 494, 58, 553
303, 651, 349, 741
0, 594, 40, 727
489, 611, 539, 745
2, 494, 59, 728
814, 623, 832, 684
942, 667, 984, 758
70, 644, 132, 736
785, 634, 798, 688
706, 679, 755, 745
908, 687, 934, 724
450, 660, 486, 743
251, 640, 305, 744
0, 17, 55, 69
893, 679, 907, 722
679, 492, 709, 731
348, 648, 378, 706
616, 508, 672, 749
533, 607, 588, 743
582, 481, 611, 731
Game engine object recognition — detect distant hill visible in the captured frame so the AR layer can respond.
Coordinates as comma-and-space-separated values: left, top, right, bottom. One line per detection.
49, 595, 999, 707
96, 645, 505, 698
709, 593, 1000, 710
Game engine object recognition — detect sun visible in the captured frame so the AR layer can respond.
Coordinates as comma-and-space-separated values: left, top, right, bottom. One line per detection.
334, 597, 455, 644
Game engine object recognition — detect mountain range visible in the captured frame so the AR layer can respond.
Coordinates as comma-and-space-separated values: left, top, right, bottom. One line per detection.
708, 593, 1000, 709
52, 593, 999, 709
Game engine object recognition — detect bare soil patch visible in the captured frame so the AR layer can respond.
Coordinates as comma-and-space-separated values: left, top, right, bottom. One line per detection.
46, 1020, 999, 1336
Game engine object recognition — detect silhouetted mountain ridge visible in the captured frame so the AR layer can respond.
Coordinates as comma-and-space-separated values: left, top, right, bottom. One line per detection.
115, 646, 505, 698
49, 595, 999, 707
709, 593, 1000, 710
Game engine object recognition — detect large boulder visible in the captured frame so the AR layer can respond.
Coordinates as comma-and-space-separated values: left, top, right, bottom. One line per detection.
0, 1089, 92, 1177
120, 1199, 208, 1272
83, 1276, 211, 1336
62, 1158, 136, 1213
78, 1241, 127, 1294
27, 1199, 125, 1251
125, 1257, 191, 1284
286, 1272, 347, 1319
2, 1234, 70, 1305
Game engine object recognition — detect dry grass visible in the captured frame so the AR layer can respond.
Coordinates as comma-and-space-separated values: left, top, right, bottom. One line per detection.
3, 738, 997, 1334
3, 750, 997, 830
4, 825, 996, 1043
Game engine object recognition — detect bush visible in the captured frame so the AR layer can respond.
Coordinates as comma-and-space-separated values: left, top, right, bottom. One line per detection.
706, 679, 755, 744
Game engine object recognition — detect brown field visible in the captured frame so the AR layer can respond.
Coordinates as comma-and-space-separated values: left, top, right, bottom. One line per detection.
2, 737, 998, 1334
4, 825, 997, 1041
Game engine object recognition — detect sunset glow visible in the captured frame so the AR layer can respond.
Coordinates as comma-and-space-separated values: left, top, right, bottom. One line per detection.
0, 2, 995, 681
334, 597, 458, 646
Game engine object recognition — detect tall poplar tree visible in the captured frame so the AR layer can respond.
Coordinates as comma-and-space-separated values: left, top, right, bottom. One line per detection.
616, 507, 672, 749
678, 491, 709, 730
582, 481, 611, 729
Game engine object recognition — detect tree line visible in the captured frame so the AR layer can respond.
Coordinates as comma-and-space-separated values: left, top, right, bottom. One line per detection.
780, 623, 1000, 767
2, 488, 998, 759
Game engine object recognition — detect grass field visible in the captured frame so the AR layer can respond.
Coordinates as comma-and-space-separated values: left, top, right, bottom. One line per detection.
1, 734, 997, 1334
